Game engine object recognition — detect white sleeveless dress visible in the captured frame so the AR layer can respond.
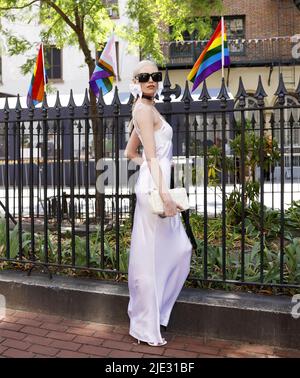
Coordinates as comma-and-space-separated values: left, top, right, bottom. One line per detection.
127, 103, 193, 345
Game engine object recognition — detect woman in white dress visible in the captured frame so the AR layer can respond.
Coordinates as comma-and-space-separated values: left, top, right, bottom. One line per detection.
124, 60, 192, 347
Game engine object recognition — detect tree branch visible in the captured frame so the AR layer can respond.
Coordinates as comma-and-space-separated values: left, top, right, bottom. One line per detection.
41, 16, 62, 42
42, 0, 78, 34
82, 1, 102, 19
43, 0, 93, 69
0, 0, 40, 11
70, 3, 94, 70
74, 4, 81, 30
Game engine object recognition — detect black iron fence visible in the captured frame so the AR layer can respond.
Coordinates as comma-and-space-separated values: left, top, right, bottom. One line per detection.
0, 71, 300, 289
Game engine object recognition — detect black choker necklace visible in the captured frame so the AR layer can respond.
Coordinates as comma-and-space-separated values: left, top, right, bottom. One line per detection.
142, 93, 154, 101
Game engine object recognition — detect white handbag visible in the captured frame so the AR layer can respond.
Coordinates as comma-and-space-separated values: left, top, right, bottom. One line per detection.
148, 187, 190, 215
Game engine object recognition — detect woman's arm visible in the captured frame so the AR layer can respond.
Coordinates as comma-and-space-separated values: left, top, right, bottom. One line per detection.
133, 107, 174, 206
124, 128, 144, 165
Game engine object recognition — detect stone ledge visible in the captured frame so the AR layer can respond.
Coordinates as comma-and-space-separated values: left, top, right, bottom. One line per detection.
0, 270, 298, 349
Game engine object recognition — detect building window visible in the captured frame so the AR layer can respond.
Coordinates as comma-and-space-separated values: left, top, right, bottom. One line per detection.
44, 46, 62, 80
105, 0, 119, 18
166, 16, 245, 66
169, 29, 201, 63
212, 16, 245, 55
96, 41, 120, 80
167, 26, 203, 65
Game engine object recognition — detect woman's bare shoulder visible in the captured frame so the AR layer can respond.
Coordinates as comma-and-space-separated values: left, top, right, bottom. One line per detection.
133, 101, 153, 111
133, 102, 154, 119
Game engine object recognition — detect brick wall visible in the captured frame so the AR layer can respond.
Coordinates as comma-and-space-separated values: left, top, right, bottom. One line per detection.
217, 0, 300, 38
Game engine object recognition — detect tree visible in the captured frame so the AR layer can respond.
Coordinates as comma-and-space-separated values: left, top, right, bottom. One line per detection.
0, 0, 222, 80
124, 0, 222, 64
0, 0, 118, 218
0, 0, 222, 218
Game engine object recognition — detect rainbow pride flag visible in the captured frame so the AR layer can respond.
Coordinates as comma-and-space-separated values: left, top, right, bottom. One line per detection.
187, 19, 230, 92
27, 44, 47, 107
89, 34, 117, 97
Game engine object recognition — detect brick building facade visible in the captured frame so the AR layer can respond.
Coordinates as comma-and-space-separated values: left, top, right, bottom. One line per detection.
163, 0, 300, 167
222, 0, 300, 39
166, 0, 300, 104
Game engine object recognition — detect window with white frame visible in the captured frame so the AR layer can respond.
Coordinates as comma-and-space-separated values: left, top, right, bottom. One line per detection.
105, 0, 119, 18
212, 16, 246, 55
44, 46, 62, 80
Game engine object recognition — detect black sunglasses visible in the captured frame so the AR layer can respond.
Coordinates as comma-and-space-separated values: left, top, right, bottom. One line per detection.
135, 72, 162, 83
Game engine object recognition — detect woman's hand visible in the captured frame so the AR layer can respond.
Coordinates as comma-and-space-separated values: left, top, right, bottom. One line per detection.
162, 198, 182, 217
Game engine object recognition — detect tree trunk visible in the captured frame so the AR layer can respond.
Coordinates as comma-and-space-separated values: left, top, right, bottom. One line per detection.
93, 101, 105, 223
88, 68, 105, 222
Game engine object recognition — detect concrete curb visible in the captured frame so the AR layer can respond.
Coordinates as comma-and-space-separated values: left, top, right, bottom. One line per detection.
0, 270, 298, 349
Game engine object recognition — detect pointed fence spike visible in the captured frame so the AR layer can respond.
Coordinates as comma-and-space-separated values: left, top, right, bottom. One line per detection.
212, 115, 218, 128
235, 77, 248, 101
4, 97, 10, 112
55, 91, 62, 109
199, 80, 211, 102
27, 94, 34, 110
289, 111, 295, 124
181, 81, 193, 104
217, 78, 230, 101
67, 89, 76, 108
97, 87, 106, 107
254, 75, 267, 106
251, 112, 257, 127
163, 68, 171, 88
111, 86, 121, 106
82, 88, 90, 107
16, 94, 22, 111
275, 73, 288, 95
275, 73, 288, 105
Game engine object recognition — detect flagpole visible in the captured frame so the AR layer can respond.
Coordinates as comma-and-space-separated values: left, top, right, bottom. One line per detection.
113, 34, 119, 87
221, 16, 224, 79
41, 42, 47, 93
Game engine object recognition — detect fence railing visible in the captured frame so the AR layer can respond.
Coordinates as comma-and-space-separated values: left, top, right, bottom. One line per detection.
0, 71, 300, 289
162, 37, 297, 67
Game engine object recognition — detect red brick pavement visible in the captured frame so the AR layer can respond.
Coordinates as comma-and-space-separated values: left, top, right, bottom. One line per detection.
0, 308, 299, 358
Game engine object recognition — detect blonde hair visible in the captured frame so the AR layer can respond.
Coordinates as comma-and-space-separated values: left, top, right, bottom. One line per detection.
132, 59, 158, 79
128, 60, 159, 134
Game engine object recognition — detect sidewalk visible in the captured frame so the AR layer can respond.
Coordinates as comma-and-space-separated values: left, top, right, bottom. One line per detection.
0, 308, 299, 358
